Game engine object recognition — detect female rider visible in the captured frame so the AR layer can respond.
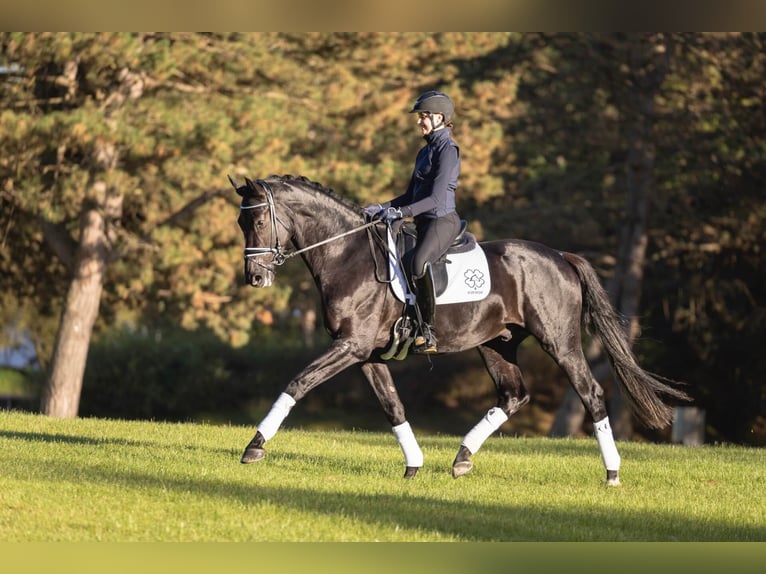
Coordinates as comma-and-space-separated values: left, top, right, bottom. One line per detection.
364, 91, 462, 353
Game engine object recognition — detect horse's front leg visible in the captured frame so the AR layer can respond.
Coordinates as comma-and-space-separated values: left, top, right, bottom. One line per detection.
240, 338, 369, 464
361, 361, 423, 479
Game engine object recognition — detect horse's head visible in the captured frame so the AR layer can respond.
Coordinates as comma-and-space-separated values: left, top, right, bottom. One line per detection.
231, 176, 287, 288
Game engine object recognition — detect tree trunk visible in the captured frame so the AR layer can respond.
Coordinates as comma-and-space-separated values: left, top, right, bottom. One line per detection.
40, 204, 109, 418
607, 116, 652, 438
38, 52, 128, 418
549, 34, 668, 439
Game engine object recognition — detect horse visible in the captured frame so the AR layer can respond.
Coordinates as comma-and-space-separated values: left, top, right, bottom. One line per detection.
231, 174, 690, 485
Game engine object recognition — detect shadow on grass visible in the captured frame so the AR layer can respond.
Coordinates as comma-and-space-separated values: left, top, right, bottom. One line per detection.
0, 429, 237, 457
2, 429, 764, 541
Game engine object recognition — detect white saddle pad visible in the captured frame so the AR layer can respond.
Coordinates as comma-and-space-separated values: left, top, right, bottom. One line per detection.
387, 228, 491, 306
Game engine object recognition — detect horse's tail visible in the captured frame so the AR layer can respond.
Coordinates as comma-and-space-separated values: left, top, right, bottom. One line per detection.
561, 252, 691, 429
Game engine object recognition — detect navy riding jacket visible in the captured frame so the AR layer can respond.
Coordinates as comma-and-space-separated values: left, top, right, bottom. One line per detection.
384, 127, 460, 219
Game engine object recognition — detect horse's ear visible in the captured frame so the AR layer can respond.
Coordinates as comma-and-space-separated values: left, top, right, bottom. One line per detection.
245, 177, 257, 191
228, 174, 245, 197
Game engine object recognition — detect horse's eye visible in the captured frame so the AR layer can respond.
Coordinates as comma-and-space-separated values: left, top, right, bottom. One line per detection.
256, 219, 266, 228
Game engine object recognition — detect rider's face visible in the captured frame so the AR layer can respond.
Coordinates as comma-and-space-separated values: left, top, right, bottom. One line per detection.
417, 112, 443, 135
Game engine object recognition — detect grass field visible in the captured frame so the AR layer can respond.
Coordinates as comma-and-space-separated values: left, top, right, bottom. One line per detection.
1, 410, 764, 542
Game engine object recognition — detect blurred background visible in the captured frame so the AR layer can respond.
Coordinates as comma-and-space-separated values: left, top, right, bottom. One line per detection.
1, 33, 763, 446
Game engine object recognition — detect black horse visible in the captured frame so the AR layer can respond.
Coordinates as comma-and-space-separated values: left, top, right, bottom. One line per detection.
232, 175, 689, 485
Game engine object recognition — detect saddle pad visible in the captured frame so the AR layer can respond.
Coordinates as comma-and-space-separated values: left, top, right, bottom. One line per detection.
387, 228, 491, 305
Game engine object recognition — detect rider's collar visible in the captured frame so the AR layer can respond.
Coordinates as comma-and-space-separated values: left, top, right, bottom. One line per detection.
424, 126, 450, 144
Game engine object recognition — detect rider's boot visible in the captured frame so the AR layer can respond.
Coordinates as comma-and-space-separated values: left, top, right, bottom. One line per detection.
413, 263, 438, 353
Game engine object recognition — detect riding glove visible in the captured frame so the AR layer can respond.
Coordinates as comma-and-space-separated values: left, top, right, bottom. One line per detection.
363, 204, 382, 219
381, 207, 404, 223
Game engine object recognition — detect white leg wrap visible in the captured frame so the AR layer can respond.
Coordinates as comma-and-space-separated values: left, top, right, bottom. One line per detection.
594, 417, 621, 471
392, 421, 424, 468
461, 407, 509, 455
257, 393, 296, 442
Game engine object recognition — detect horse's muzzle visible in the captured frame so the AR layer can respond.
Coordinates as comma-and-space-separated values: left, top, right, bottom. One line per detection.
246, 270, 274, 288
245, 260, 275, 288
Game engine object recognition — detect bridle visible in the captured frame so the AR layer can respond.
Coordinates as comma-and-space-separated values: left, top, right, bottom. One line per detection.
238, 178, 377, 268
239, 179, 290, 266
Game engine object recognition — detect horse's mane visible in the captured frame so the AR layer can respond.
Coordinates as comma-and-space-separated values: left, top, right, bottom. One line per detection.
265, 174, 362, 214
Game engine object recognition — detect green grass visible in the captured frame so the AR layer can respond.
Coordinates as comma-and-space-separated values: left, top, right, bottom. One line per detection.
1, 410, 764, 541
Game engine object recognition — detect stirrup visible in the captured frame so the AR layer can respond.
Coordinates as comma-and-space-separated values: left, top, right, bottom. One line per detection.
415, 338, 438, 353
414, 328, 437, 353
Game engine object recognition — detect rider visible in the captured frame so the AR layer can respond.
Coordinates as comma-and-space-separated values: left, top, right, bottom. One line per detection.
364, 90, 462, 353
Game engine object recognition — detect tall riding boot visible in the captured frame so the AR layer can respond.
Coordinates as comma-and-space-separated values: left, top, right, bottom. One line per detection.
413, 263, 437, 353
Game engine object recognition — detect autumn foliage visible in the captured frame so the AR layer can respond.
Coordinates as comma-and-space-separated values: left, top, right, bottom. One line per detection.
1, 33, 763, 443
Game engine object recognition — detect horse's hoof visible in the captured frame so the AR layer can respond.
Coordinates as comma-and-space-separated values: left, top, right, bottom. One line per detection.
451, 445, 473, 478
241, 447, 266, 464
451, 460, 473, 478
605, 470, 621, 486
403, 466, 419, 479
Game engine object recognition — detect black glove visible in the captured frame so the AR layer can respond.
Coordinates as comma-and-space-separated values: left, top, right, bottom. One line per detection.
381, 207, 404, 223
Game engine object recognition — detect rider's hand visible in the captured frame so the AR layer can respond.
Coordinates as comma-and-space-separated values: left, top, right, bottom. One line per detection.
381, 207, 404, 223
363, 204, 382, 220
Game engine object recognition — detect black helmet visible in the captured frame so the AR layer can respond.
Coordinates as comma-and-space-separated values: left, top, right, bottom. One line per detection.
409, 91, 454, 124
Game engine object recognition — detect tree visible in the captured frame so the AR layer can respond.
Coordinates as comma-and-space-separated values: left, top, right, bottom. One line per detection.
1, 33, 299, 416
1, 33, 763, 442
642, 33, 766, 443
547, 34, 671, 439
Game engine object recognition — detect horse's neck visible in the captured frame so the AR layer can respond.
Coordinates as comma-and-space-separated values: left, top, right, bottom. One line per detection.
286, 201, 356, 249
281, 189, 364, 271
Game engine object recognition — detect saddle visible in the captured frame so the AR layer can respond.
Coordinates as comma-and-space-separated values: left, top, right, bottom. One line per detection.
392, 219, 477, 296
380, 220, 483, 360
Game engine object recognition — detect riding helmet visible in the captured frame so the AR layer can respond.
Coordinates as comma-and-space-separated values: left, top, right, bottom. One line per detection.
409, 91, 454, 124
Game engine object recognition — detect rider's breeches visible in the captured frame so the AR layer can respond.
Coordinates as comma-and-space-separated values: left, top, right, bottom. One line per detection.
410, 212, 461, 278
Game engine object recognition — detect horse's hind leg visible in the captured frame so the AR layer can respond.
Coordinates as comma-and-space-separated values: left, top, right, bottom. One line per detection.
452, 340, 530, 478
547, 344, 621, 486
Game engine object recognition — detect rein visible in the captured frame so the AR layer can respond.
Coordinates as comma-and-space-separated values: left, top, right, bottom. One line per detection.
241, 179, 378, 266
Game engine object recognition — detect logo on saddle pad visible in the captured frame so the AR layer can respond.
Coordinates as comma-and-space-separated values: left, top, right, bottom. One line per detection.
464, 269, 486, 291
387, 229, 491, 305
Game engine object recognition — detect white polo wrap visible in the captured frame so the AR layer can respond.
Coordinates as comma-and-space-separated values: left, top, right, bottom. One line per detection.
594, 417, 621, 471
257, 392, 296, 441
392, 421, 424, 468
461, 407, 509, 454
